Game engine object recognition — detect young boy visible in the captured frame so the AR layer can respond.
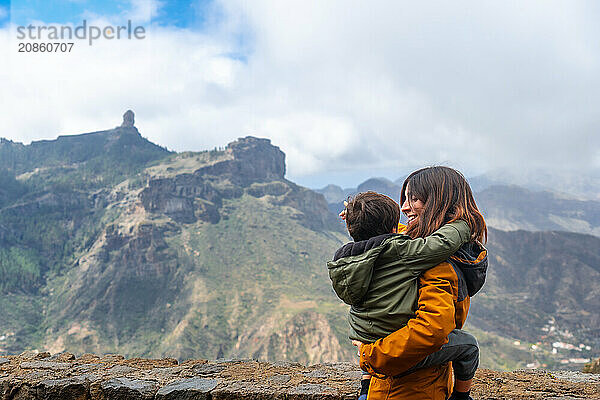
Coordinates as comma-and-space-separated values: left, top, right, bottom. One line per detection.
328, 192, 486, 400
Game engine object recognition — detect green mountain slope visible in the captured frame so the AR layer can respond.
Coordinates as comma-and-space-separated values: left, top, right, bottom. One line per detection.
0, 120, 352, 362
1, 113, 598, 371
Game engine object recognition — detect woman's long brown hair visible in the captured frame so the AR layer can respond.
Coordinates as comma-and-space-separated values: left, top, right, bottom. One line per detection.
400, 166, 487, 243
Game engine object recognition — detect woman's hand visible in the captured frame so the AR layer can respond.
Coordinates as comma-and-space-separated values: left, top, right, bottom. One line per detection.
352, 340, 365, 357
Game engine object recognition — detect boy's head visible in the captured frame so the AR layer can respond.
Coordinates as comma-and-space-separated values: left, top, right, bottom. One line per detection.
345, 191, 400, 241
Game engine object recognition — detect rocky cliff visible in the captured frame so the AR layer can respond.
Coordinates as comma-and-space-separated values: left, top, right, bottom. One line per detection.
138, 136, 334, 229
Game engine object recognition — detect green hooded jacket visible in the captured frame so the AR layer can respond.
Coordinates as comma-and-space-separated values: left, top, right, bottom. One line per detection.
327, 220, 470, 343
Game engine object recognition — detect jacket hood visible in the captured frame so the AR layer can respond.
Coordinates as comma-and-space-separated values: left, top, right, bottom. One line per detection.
333, 233, 398, 261
449, 241, 488, 300
328, 233, 398, 305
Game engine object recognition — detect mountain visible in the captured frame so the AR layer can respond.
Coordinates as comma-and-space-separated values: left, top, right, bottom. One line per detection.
478, 169, 600, 201
315, 177, 403, 218
477, 185, 600, 236
317, 177, 600, 238
356, 177, 401, 200
0, 112, 351, 363
316, 184, 354, 205
40, 135, 347, 362
0, 112, 598, 371
0, 112, 170, 191
316, 178, 401, 204
316, 177, 403, 217
471, 228, 600, 370
466, 174, 504, 193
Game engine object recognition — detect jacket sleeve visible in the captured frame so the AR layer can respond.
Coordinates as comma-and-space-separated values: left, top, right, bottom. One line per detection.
390, 220, 470, 275
358, 263, 457, 377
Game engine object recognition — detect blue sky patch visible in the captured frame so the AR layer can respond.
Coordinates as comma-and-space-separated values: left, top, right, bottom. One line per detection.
0, 0, 9, 27
6, 0, 216, 28
11, 0, 128, 25
153, 0, 214, 29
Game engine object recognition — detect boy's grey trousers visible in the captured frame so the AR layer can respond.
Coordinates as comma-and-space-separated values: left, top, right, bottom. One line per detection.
395, 329, 479, 380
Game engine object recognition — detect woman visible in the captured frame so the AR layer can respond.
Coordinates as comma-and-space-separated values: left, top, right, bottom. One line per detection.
357, 166, 487, 400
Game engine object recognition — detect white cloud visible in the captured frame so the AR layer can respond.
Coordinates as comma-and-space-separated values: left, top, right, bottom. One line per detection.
80, 0, 164, 25
1, 0, 599, 186
256, 113, 362, 175
128, 0, 164, 23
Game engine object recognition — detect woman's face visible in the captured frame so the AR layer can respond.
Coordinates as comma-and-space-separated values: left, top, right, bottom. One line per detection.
401, 187, 425, 223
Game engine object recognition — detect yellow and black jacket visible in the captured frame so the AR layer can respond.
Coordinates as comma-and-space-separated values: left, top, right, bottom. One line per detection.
359, 241, 488, 400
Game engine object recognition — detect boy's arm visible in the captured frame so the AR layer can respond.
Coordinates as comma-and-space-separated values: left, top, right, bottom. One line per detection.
359, 263, 457, 377
390, 220, 470, 274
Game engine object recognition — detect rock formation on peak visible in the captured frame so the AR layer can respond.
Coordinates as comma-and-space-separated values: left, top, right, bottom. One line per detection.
121, 110, 135, 128
226, 136, 286, 181
139, 135, 335, 230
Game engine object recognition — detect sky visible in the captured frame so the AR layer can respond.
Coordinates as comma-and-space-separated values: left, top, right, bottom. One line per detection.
0, 0, 599, 189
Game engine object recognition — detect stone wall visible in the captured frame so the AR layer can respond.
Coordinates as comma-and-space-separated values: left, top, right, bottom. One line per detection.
1, 352, 598, 400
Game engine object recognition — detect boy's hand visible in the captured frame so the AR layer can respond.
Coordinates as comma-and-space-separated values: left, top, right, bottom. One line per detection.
352, 340, 365, 356
340, 201, 348, 220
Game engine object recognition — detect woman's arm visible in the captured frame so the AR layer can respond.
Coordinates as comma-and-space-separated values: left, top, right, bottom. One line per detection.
388, 220, 470, 274
358, 262, 457, 377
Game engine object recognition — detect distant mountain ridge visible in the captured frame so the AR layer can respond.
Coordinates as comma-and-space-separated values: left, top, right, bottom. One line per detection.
480, 169, 600, 202
316, 177, 403, 218
0, 112, 597, 371
316, 177, 600, 237
476, 185, 600, 236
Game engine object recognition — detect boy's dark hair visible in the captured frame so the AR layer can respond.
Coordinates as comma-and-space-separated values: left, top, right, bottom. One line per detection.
345, 191, 400, 242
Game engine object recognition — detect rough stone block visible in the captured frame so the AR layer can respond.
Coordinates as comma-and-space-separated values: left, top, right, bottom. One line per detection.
290, 383, 338, 398
191, 363, 226, 376
150, 367, 182, 381
100, 377, 158, 400
19, 351, 43, 360
48, 352, 76, 362
20, 361, 70, 371
341, 370, 362, 380
3, 382, 37, 400
211, 381, 279, 400
108, 365, 138, 375
267, 374, 291, 384
75, 363, 102, 373
302, 369, 329, 379
155, 378, 218, 400
36, 377, 88, 400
